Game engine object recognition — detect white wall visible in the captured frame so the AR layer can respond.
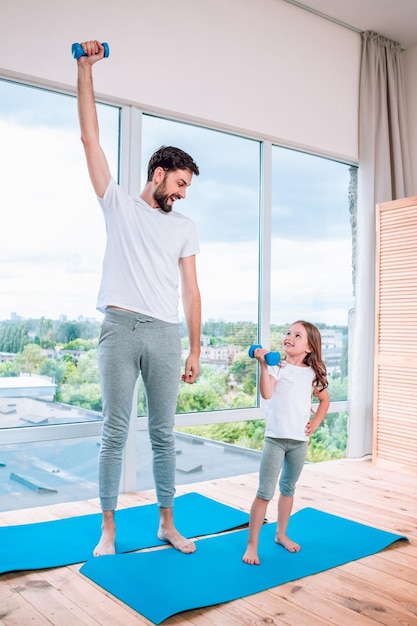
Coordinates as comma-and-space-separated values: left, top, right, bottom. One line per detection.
1, 0, 360, 163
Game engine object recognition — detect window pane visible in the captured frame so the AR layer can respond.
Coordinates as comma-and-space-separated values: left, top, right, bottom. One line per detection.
0, 79, 119, 321
271, 146, 353, 400
141, 115, 261, 413
0, 437, 100, 511
0, 79, 120, 424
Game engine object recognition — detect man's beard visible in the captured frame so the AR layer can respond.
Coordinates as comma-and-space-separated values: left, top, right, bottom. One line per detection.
153, 179, 178, 213
154, 191, 171, 213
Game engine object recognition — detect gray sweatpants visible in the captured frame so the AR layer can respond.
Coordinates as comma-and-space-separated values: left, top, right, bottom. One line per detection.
256, 437, 308, 500
97, 308, 182, 511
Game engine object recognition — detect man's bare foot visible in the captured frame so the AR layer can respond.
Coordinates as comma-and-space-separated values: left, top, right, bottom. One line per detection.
242, 545, 260, 565
93, 513, 116, 556
157, 527, 196, 553
275, 535, 300, 552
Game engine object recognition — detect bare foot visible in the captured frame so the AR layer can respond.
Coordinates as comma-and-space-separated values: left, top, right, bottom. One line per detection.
158, 527, 196, 553
275, 535, 300, 553
242, 545, 260, 565
93, 515, 116, 556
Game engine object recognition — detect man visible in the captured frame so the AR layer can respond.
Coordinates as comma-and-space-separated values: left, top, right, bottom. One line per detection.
76, 40, 201, 556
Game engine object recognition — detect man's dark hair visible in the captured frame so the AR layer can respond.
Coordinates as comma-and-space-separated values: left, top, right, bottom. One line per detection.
147, 145, 200, 182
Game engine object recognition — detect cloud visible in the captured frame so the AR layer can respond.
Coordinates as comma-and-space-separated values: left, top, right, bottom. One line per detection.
195, 237, 353, 325
0, 84, 353, 326
0, 119, 106, 320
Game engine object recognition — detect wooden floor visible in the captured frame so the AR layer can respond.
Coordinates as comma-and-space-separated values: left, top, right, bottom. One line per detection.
0, 457, 416, 626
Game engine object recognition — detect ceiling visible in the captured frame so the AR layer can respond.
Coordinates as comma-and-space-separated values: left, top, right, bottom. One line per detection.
284, 0, 417, 49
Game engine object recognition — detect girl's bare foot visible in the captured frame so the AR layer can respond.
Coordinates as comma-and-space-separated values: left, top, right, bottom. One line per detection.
275, 535, 300, 552
242, 545, 260, 565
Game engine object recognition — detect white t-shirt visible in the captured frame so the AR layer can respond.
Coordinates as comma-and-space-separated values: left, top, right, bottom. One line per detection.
96, 178, 200, 323
264, 361, 315, 441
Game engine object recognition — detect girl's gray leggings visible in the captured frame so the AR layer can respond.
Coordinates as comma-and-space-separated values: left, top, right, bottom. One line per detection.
257, 437, 308, 500
97, 308, 182, 511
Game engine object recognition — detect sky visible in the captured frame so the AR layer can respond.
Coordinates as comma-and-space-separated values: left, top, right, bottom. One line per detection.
0, 79, 354, 327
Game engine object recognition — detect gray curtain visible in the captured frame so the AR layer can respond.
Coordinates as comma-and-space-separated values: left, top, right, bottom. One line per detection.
347, 31, 413, 457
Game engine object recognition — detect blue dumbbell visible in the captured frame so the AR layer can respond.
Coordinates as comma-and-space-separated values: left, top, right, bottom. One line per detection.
248, 344, 281, 366
72, 42, 110, 60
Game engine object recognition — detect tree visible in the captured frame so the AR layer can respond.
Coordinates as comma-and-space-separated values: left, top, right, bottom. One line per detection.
230, 352, 256, 387
59, 382, 102, 412
40, 358, 66, 385
0, 361, 19, 377
14, 343, 45, 374
327, 377, 348, 402
175, 365, 224, 412
38, 317, 55, 348
176, 379, 224, 412
307, 411, 347, 461
55, 322, 81, 344
0, 322, 29, 353
63, 338, 98, 351
226, 323, 257, 349
76, 350, 100, 383
63, 350, 99, 385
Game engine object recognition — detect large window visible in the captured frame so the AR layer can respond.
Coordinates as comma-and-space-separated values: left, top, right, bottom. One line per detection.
0, 78, 355, 509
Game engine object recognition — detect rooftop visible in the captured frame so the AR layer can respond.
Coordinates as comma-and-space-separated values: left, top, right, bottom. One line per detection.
0, 375, 56, 400
0, 395, 262, 512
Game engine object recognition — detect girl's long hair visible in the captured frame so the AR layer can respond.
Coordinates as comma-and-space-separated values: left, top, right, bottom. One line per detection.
293, 320, 328, 391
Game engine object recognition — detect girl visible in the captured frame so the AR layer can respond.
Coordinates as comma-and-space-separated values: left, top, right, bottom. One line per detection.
242, 320, 330, 565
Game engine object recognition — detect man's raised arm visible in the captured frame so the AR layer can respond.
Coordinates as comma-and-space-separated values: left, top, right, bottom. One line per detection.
76, 40, 111, 198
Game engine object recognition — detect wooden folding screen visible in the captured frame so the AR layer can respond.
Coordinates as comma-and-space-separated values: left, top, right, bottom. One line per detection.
373, 195, 417, 475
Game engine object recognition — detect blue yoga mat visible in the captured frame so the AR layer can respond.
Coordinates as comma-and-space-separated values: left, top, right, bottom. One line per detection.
0, 492, 249, 574
80, 507, 408, 624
